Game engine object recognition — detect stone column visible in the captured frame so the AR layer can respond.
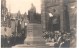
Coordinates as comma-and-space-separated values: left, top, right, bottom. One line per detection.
59, 4, 64, 32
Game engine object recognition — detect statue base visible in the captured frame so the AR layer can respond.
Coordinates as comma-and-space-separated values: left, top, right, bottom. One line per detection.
24, 23, 45, 46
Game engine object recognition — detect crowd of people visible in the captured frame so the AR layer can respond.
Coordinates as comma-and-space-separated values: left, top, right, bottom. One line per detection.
1, 28, 26, 48
43, 31, 72, 48
1, 27, 76, 48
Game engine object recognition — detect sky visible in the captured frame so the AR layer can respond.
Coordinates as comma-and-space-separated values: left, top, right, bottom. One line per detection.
6, 0, 41, 14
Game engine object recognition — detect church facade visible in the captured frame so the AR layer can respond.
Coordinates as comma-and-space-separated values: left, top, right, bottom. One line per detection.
41, 0, 77, 33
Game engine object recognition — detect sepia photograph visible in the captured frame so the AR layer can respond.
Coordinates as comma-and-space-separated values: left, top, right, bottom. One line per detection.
1, 0, 77, 48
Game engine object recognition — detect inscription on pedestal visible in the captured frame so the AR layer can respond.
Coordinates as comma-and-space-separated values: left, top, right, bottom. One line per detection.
24, 23, 45, 45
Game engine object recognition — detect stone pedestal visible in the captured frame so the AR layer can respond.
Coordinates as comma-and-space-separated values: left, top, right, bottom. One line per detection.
24, 23, 45, 46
